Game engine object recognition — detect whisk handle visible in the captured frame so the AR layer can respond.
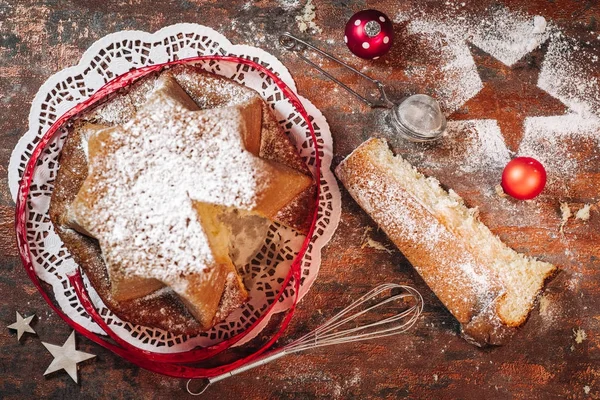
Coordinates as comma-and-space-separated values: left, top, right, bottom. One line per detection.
187, 350, 288, 395
212, 350, 287, 383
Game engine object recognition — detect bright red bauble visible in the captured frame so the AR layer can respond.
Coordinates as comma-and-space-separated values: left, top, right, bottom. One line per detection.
501, 157, 547, 200
344, 9, 394, 59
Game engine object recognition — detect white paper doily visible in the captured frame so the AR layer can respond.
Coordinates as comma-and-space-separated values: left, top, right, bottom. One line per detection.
8, 23, 340, 352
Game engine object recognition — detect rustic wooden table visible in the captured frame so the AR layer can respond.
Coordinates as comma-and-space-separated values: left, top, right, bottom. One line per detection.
1, 1, 599, 399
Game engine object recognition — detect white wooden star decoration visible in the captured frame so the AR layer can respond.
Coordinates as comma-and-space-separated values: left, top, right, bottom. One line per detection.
42, 331, 96, 383
7, 311, 36, 341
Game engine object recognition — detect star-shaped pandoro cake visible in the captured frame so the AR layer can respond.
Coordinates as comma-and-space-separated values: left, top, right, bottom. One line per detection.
67, 75, 313, 330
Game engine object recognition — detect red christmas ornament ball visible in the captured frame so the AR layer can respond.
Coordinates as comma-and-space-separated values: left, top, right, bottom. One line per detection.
344, 9, 394, 59
501, 157, 547, 200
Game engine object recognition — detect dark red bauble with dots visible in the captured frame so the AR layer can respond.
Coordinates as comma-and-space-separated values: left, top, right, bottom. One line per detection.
344, 9, 394, 59
501, 157, 547, 200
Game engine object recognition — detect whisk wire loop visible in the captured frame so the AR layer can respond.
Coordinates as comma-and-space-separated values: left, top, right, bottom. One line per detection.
289, 286, 422, 352
187, 283, 423, 395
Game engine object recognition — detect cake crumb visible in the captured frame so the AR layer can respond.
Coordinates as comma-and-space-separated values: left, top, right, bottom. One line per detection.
295, 0, 322, 34
538, 295, 550, 316
575, 204, 592, 221
495, 184, 508, 198
573, 327, 587, 344
361, 227, 393, 254
364, 237, 392, 253
560, 202, 572, 234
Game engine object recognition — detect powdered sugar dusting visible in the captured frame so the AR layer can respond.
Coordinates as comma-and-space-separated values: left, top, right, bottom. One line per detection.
337, 141, 496, 315
442, 120, 511, 172
538, 34, 600, 117
88, 77, 158, 125
72, 93, 269, 289
351, 169, 493, 306
397, 7, 552, 112
278, 0, 300, 11
337, 139, 556, 341
172, 68, 256, 109
517, 32, 600, 180
518, 114, 600, 178
401, 12, 482, 113
470, 10, 550, 67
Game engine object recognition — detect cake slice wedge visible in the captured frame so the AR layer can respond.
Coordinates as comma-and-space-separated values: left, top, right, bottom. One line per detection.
167, 65, 316, 233
335, 138, 557, 345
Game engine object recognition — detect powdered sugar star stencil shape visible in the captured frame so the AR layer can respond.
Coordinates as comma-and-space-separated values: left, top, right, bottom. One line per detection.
450, 41, 568, 152
397, 6, 600, 184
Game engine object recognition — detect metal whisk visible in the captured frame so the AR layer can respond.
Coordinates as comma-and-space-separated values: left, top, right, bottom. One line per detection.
187, 283, 424, 395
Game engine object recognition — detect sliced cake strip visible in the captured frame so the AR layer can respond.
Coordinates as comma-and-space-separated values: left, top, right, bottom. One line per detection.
335, 138, 556, 345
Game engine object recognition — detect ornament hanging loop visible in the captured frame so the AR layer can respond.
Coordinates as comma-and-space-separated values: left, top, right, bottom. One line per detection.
186, 378, 210, 396
279, 32, 394, 109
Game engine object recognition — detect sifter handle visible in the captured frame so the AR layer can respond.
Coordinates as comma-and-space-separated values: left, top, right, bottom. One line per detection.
278, 32, 394, 109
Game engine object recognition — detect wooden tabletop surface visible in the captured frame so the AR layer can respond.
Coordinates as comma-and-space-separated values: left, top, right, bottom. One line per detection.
1, 1, 599, 399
